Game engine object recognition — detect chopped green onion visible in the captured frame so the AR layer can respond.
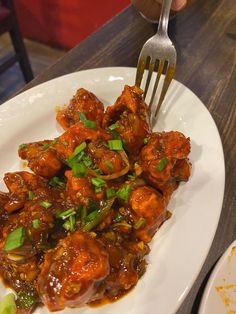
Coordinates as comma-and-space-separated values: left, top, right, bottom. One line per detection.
78, 112, 97, 129
49, 176, 65, 187
0, 293, 16, 314
72, 162, 87, 177
57, 208, 75, 220
28, 191, 35, 200
32, 219, 41, 229
113, 222, 132, 230
108, 122, 119, 130
94, 167, 103, 174
19, 144, 26, 150
106, 188, 116, 199
116, 184, 132, 202
109, 129, 122, 140
82, 155, 93, 167
143, 138, 149, 145
40, 201, 52, 209
85, 210, 99, 222
42, 143, 49, 150
78, 112, 87, 122
128, 174, 136, 180
91, 177, 106, 187
4, 227, 26, 252
104, 160, 114, 170
134, 218, 146, 230
68, 142, 87, 161
95, 187, 102, 193
156, 157, 168, 172
108, 139, 123, 151
81, 206, 87, 226
82, 198, 114, 232
158, 143, 163, 151
62, 141, 68, 146
63, 215, 75, 231
84, 120, 97, 129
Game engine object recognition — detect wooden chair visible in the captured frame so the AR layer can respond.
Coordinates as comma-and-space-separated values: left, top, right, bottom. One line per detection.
0, 0, 33, 82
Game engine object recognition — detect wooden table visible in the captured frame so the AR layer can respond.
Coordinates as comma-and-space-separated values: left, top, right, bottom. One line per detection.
22, 0, 236, 312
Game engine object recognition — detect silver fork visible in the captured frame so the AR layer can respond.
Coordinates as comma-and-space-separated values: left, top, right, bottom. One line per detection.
135, 0, 177, 119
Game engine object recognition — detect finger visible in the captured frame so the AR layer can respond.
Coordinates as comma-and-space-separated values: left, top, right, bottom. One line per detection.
156, 0, 187, 11
171, 0, 187, 11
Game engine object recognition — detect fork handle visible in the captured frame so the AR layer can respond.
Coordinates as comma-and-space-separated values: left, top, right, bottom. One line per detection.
157, 0, 173, 35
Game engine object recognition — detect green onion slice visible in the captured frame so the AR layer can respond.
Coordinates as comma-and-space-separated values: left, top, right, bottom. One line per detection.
106, 188, 116, 199
28, 191, 35, 200
42, 143, 49, 150
108, 139, 123, 151
143, 138, 149, 145
4, 227, 26, 252
84, 120, 97, 129
128, 174, 136, 180
32, 219, 41, 229
63, 215, 75, 231
134, 218, 146, 230
72, 162, 87, 177
40, 201, 52, 209
49, 176, 65, 187
57, 208, 76, 220
0, 293, 16, 314
78, 112, 87, 122
113, 222, 132, 229
82, 198, 114, 232
95, 187, 102, 193
104, 160, 114, 170
85, 210, 99, 222
68, 142, 87, 161
80, 206, 87, 226
108, 122, 119, 130
91, 177, 106, 187
19, 144, 26, 150
62, 141, 68, 146
78, 112, 97, 129
156, 157, 168, 172
116, 184, 132, 202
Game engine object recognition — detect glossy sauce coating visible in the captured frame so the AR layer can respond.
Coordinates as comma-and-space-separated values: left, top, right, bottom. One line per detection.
0, 85, 191, 313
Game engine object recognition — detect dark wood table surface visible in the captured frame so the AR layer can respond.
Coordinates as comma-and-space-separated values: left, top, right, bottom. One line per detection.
21, 0, 236, 313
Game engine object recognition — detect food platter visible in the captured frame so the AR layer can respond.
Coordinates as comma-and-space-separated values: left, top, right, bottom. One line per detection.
0, 67, 225, 314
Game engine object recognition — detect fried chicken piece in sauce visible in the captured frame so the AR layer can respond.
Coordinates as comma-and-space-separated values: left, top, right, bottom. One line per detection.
65, 170, 96, 206
129, 186, 167, 243
18, 140, 62, 178
103, 85, 150, 156
55, 122, 111, 160
88, 141, 127, 175
3, 171, 50, 213
57, 88, 104, 130
36, 231, 109, 311
140, 131, 191, 194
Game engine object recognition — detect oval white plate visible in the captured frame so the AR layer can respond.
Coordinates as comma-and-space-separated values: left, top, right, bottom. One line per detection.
199, 240, 236, 314
0, 67, 225, 314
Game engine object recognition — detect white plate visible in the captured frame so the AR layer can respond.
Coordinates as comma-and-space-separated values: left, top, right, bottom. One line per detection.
0, 67, 225, 314
199, 240, 236, 314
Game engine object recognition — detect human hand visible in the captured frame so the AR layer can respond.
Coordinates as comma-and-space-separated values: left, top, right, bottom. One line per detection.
131, 0, 187, 22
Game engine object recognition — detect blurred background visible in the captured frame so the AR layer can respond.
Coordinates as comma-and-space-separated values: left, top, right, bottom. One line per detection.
0, 0, 130, 103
